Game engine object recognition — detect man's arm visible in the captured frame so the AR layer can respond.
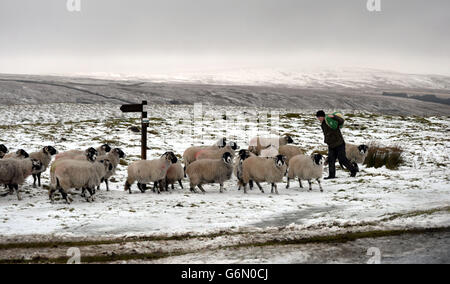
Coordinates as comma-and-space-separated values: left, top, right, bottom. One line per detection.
329, 114, 344, 126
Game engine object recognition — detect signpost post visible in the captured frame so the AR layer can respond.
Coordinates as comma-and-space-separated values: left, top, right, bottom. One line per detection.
120, 100, 149, 160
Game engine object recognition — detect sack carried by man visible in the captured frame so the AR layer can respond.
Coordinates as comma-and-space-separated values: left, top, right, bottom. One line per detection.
325, 112, 345, 129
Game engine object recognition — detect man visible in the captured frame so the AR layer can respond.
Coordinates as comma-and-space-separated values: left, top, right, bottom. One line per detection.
316, 110, 357, 179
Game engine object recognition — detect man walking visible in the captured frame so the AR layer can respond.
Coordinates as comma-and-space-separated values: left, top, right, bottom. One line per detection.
316, 110, 357, 179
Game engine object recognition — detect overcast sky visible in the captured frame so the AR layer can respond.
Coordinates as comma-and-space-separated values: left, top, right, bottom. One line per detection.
0, 0, 449, 76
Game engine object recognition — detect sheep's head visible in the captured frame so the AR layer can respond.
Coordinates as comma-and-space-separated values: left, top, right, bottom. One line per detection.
0, 144, 8, 154
163, 152, 178, 164
358, 144, 369, 155
275, 155, 287, 167
17, 149, 29, 158
285, 135, 294, 144
217, 137, 227, 148
99, 159, 113, 171
85, 147, 98, 162
311, 153, 324, 166
44, 146, 58, 155
222, 152, 233, 164
228, 141, 239, 150
31, 158, 43, 172
101, 144, 112, 153
113, 148, 126, 159
238, 149, 251, 161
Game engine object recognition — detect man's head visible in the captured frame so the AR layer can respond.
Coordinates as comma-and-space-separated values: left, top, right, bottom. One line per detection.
316, 110, 325, 122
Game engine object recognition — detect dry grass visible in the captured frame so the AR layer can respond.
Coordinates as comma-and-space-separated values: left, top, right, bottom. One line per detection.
364, 142, 404, 170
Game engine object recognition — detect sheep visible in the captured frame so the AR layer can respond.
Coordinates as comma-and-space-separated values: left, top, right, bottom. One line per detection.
50, 159, 113, 203
0, 158, 43, 200
186, 152, 233, 193
278, 145, 304, 166
0, 144, 8, 159
241, 155, 287, 194
54, 144, 109, 161
339, 144, 369, 172
3, 149, 29, 159
29, 146, 58, 188
260, 145, 279, 158
163, 160, 184, 191
287, 153, 324, 192
195, 143, 239, 161
96, 148, 126, 191
248, 135, 294, 156
182, 138, 227, 174
125, 152, 178, 194
234, 149, 256, 191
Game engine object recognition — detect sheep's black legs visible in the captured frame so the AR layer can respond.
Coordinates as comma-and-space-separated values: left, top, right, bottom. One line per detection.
308, 180, 312, 191
105, 179, 109, 191
178, 180, 183, 189
249, 180, 254, 190
256, 182, 264, 193
219, 183, 224, 193
198, 185, 206, 193
298, 178, 303, 188
32, 174, 37, 188
37, 173, 41, 187
317, 178, 323, 192
286, 178, 290, 189
271, 183, 279, 195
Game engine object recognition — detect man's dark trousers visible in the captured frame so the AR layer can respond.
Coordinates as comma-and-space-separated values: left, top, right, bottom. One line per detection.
327, 143, 357, 178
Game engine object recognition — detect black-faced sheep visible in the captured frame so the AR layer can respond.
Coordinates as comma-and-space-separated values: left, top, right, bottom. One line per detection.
287, 153, 324, 192
96, 148, 126, 191
182, 138, 227, 175
339, 144, 369, 172
0, 144, 9, 159
3, 149, 29, 159
50, 159, 113, 203
29, 146, 58, 187
0, 158, 43, 200
186, 152, 233, 193
125, 152, 178, 194
241, 154, 287, 194
248, 135, 294, 156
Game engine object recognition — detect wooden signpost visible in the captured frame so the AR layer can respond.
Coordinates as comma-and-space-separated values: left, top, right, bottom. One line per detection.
120, 100, 149, 160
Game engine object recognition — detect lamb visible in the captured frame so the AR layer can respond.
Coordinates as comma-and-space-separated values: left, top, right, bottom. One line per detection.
339, 144, 369, 172
50, 159, 113, 203
0, 144, 8, 159
3, 149, 29, 159
0, 158, 43, 200
125, 152, 178, 194
29, 146, 58, 187
278, 145, 304, 166
164, 160, 184, 191
96, 148, 126, 191
248, 135, 294, 156
241, 155, 287, 194
182, 138, 227, 174
287, 153, 324, 192
186, 152, 233, 193
195, 142, 239, 161
54, 144, 109, 161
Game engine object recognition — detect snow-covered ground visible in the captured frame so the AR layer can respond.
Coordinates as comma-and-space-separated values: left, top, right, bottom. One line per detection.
0, 103, 449, 242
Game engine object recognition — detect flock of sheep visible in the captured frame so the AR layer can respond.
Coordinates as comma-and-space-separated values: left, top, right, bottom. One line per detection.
0, 136, 369, 204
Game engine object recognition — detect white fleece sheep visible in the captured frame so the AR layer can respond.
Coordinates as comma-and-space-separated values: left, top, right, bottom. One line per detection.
50, 159, 112, 203
164, 160, 184, 191
0, 158, 43, 200
182, 138, 227, 173
287, 154, 324, 191
248, 135, 294, 156
29, 146, 58, 188
186, 152, 233, 193
96, 148, 126, 191
3, 149, 29, 159
241, 155, 287, 194
125, 152, 178, 194
340, 143, 369, 172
